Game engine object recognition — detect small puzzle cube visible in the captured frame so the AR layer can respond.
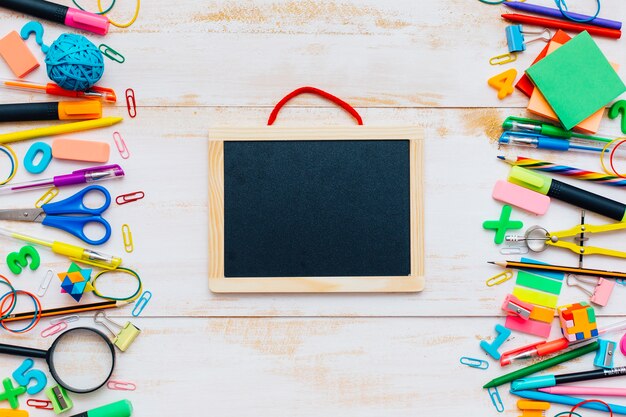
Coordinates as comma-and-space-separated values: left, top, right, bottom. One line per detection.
558, 302, 598, 342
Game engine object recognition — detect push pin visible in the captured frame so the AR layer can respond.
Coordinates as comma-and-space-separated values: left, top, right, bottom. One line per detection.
506, 25, 551, 53
94, 311, 141, 352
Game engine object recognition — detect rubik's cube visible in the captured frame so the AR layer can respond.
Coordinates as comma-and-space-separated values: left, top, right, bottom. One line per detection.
558, 302, 598, 342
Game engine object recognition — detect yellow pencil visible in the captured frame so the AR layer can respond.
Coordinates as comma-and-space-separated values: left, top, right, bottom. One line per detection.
0, 116, 123, 144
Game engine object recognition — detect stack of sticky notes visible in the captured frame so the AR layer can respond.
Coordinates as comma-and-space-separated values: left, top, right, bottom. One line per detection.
525, 31, 626, 133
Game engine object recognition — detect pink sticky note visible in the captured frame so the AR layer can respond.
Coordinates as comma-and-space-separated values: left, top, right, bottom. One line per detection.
493, 180, 550, 215
505, 315, 552, 338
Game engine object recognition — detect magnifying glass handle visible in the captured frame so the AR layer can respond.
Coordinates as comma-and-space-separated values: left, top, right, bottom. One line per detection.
0, 343, 47, 359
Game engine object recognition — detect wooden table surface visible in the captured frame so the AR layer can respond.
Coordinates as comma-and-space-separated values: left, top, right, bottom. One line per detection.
1, 0, 626, 415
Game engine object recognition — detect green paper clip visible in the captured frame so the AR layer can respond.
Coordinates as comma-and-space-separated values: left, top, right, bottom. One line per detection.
94, 311, 140, 352
99, 44, 125, 63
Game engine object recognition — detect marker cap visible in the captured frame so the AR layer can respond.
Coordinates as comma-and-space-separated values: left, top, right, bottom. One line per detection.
511, 375, 556, 391
58, 101, 102, 120
508, 166, 552, 195
65, 8, 110, 35
71, 399, 133, 417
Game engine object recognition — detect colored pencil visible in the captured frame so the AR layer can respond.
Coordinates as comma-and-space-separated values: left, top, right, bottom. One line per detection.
502, 13, 621, 39
540, 386, 626, 397
0, 116, 123, 144
490, 260, 626, 280
1, 300, 127, 322
503, 1, 621, 30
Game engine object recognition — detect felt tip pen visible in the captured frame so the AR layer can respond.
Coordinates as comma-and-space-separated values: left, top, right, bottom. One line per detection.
502, 116, 613, 143
499, 131, 612, 153
512, 366, 626, 391
0, 165, 124, 194
539, 386, 626, 397
502, 13, 622, 39
1, 78, 117, 103
68, 400, 133, 417
0, 116, 123, 144
0, 0, 109, 35
0, 226, 122, 270
511, 390, 626, 415
503, 1, 622, 30
509, 166, 626, 222
0, 101, 101, 122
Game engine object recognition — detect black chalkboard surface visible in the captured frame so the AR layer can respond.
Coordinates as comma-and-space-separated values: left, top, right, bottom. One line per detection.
223, 140, 411, 278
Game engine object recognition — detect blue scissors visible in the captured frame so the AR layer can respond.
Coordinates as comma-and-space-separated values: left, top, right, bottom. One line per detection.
0, 185, 112, 245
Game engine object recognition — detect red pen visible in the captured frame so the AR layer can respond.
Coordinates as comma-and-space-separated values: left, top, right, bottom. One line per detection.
502, 13, 622, 39
500, 338, 569, 366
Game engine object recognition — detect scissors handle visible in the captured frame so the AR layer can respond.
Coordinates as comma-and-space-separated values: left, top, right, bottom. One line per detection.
42, 215, 112, 246
42, 185, 111, 215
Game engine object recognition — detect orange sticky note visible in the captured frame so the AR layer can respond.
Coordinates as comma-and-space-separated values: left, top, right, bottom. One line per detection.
52, 139, 110, 163
528, 41, 618, 134
0, 31, 39, 78
489, 69, 517, 99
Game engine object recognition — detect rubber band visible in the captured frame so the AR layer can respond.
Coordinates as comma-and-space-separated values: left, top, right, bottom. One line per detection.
554, 0, 601, 23
0, 275, 17, 321
0, 290, 41, 333
609, 138, 626, 178
91, 267, 142, 302
554, 413, 582, 417
98, 0, 141, 28
601, 138, 626, 177
570, 399, 613, 417
0, 145, 17, 185
72, 0, 116, 14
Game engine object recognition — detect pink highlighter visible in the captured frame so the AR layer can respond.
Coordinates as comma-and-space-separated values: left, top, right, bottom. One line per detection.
0, 0, 109, 36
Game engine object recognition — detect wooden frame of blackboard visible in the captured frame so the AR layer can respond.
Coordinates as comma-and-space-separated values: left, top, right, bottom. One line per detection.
208, 127, 424, 293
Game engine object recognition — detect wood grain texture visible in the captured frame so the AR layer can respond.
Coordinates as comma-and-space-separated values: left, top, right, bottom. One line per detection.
0, 0, 626, 415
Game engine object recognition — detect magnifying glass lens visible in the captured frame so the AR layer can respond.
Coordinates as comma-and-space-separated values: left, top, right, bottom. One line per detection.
49, 328, 114, 393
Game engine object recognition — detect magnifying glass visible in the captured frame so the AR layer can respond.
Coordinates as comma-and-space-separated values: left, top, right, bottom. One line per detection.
0, 327, 115, 393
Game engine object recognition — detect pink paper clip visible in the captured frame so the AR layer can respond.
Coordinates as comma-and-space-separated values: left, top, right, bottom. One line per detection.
41, 321, 68, 338
113, 132, 130, 159
107, 380, 136, 391
125, 88, 136, 118
27, 398, 54, 410
116, 191, 145, 205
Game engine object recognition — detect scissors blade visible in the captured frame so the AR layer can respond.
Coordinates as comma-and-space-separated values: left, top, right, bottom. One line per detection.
0, 208, 46, 223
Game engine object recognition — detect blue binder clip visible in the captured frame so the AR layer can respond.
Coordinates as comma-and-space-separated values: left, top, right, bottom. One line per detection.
506, 25, 551, 53
594, 339, 616, 369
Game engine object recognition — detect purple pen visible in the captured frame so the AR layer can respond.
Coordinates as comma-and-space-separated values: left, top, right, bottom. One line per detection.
0, 164, 124, 194
504, 1, 622, 30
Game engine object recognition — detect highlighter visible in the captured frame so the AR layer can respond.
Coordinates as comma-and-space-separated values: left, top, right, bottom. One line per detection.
508, 166, 626, 222
0, 0, 109, 35
68, 400, 133, 417
0, 101, 101, 122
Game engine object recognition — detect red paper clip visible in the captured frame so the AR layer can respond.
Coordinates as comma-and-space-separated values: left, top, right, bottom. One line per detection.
113, 132, 130, 159
125, 88, 136, 118
27, 399, 54, 410
116, 191, 145, 205
107, 380, 136, 391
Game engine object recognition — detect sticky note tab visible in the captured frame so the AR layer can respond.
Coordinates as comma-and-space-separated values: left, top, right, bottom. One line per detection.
505, 314, 552, 338
526, 31, 626, 130
493, 180, 550, 215
0, 31, 39, 78
513, 286, 558, 309
52, 139, 109, 163
516, 271, 563, 295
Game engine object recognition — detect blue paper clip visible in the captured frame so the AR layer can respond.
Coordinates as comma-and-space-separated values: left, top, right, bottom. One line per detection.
132, 291, 152, 317
459, 357, 489, 370
488, 387, 504, 413
505, 24, 551, 53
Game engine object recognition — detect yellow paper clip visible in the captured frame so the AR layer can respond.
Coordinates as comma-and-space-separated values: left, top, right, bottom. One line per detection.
486, 270, 514, 287
35, 187, 58, 208
122, 224, 133, 253
489, 52, 517, 66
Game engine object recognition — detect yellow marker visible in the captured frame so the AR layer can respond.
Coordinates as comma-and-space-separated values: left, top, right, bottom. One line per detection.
0, 116, 123, 144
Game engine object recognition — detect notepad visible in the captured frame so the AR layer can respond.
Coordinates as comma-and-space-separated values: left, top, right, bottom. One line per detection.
526, 31, 626, 130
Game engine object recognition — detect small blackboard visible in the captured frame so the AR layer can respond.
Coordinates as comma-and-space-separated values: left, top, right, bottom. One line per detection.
208, 127, 424, 292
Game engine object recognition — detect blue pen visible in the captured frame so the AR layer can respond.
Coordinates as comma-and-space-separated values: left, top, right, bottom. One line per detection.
511, 390, 626, 415
498, 131, 609, 153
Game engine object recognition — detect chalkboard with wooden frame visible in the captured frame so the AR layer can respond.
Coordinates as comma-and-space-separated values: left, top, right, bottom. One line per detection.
208, 126, 424, 293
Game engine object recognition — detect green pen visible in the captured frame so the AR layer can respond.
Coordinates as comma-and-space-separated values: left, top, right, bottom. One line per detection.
483, 341, 599, 389
502, 116, 613, 143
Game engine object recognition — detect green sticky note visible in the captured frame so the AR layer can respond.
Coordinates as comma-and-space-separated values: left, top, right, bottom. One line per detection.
516, 270, 563, 295
526, 31, 626, 130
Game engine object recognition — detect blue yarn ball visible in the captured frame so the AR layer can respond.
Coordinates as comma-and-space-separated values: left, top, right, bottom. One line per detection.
45, 34, 104, 91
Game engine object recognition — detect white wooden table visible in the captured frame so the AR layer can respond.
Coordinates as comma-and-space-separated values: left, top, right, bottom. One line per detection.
1, 1, 626, 415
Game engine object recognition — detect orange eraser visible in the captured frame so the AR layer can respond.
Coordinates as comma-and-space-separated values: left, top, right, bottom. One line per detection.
0, 31, 39, 78
52, 139, 110, 163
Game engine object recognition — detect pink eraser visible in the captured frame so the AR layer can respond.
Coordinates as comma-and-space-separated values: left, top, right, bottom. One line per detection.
0, 31, 39, 78
493, 180, 550, 215
505, 315, 552, 338
591, 278, 615, 307
52, 139, 110, 163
